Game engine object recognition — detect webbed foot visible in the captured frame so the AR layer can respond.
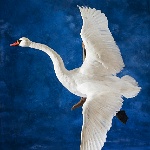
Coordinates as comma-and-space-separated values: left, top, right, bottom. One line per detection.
116, 110, 128, 124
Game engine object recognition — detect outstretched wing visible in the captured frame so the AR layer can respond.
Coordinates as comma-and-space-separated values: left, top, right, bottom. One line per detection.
79, 7, 124, 75
80, 92, 123, 150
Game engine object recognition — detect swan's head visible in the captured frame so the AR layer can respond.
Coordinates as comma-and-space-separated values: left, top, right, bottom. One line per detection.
10, 37, 31, 47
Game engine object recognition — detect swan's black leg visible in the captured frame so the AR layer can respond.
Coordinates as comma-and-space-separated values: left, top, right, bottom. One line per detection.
71, 97, 86, 110
116, 110, 128, 124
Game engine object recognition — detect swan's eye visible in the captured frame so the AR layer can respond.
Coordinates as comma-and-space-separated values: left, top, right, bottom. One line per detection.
18, 40, 22, 43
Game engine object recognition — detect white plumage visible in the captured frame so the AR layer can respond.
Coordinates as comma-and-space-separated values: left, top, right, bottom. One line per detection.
10, 6, 141, 150
79, 6, 124, 76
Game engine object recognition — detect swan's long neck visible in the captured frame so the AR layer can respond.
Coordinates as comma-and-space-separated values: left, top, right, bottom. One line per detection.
29, 41, 70, 84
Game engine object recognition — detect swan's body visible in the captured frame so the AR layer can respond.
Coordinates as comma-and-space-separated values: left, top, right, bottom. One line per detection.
11, 7, 141, 150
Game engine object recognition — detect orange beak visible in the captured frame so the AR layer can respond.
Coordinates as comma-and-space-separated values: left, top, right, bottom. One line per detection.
10, 40, 20, 46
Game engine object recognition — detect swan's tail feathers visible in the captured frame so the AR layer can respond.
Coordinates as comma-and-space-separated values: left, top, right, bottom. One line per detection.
121, 75, 141, 98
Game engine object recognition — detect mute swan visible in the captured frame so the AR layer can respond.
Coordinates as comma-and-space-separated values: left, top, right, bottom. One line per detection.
10, 6, 141, 150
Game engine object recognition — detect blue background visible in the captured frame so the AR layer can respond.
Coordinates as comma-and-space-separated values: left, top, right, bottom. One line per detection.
0, 0, 149, 150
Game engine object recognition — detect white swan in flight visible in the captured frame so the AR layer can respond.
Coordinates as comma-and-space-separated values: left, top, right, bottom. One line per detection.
10, 6, 141, 150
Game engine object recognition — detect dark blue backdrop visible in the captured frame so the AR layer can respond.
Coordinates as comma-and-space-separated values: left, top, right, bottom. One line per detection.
0, 0, 149, 150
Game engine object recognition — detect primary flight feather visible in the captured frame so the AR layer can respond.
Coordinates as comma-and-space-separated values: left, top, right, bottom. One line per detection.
10, 6, 141, 150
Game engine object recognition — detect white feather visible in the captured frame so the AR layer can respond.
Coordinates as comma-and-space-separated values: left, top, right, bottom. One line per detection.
79, 6, 125, 76
80, 92, 123, 150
